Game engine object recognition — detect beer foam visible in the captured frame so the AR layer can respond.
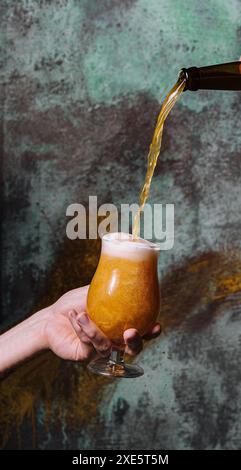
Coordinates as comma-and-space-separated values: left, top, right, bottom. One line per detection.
102, 232, 160, 261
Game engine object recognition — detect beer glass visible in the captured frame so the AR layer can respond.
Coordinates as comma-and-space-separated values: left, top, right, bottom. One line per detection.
87, 232, 160, 378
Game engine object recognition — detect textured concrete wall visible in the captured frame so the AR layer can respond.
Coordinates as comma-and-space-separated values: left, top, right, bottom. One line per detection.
1, 0, 241, 449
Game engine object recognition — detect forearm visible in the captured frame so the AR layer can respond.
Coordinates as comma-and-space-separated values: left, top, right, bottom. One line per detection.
0, 307, 50, 373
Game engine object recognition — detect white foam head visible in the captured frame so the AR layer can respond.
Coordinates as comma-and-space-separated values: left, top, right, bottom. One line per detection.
101, 232, 160, 261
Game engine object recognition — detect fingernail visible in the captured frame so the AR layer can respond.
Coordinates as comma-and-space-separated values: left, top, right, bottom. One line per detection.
127, 338, 139, 347
77, 313, 89, 326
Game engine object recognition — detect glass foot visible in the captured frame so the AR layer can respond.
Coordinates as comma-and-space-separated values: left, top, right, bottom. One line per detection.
87, 356, 144, 378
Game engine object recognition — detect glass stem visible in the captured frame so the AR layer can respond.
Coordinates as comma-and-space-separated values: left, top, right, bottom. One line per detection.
109, 348, 125, 366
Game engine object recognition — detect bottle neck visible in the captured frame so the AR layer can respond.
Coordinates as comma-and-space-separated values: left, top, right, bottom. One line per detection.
180, 62, 241, 91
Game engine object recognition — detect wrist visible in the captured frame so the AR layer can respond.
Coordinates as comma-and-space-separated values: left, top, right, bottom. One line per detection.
31, 306, 53, 351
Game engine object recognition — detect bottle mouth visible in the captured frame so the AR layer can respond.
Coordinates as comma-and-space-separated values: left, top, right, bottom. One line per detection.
179, 67, 200, 91
102, 232, 161, 251
178, 69, 187, 90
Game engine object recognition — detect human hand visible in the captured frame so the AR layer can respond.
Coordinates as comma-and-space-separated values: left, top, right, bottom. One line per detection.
45, 286, 161, 362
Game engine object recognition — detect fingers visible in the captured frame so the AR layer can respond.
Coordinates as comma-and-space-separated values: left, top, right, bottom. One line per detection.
143, 322, 161, 340
69, 310, 161, 361
123, 328, 143, 356
69, 310, 111, 357
124, 323, 162, 356
73, 339, 95, 362
68, 310, 90, 343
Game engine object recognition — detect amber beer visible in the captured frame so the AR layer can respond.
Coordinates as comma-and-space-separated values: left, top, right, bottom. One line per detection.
87, 232, 160, 346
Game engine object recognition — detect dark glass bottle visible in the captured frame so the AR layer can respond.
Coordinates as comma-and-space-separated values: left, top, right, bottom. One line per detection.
179, 61, 241, 91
